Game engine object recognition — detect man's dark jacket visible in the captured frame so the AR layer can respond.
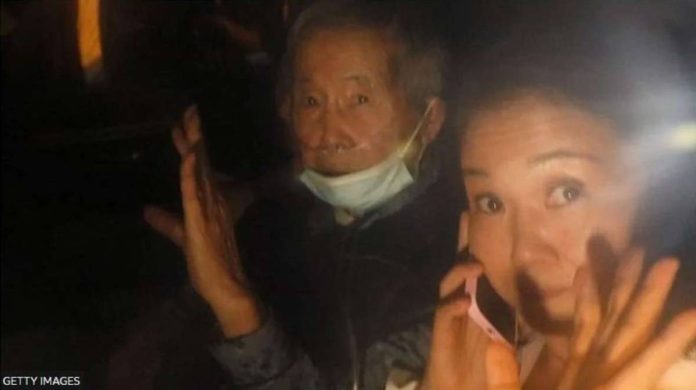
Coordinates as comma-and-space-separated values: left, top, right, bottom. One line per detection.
213, 151, 462, 389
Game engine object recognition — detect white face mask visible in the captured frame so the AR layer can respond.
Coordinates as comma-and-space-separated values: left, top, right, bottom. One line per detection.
299, 101, 435, 215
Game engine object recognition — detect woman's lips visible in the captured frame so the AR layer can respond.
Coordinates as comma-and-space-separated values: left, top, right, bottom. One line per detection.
517, 272, 575, 303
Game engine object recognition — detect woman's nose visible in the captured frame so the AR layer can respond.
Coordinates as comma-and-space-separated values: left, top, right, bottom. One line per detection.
509, 206, 558, 266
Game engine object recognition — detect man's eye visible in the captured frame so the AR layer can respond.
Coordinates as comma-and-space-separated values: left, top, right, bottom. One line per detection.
547, 182, 584, 207
356, 95, 369, 104
304, 96, 319, 106
475, 194, 504, 214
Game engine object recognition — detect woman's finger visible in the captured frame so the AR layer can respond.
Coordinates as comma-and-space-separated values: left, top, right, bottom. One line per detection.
486, 341, 521, 390
433, 294, 470, 341
587, 236, 621, 316
558, 266, 602, 390
604, 309, 696, 390
430, 294, 470, 380
439, 262, 483, 298
603, 258, 680, 368
595, 248, 644, 347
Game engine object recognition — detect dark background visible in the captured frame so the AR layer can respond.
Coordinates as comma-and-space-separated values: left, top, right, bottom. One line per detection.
1, 0, 695, 387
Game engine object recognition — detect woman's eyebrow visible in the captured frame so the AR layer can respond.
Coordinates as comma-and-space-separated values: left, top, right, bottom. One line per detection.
528, 150, 601, 166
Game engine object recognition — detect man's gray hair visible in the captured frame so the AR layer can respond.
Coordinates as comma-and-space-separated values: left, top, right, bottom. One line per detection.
277, 0, 446, 115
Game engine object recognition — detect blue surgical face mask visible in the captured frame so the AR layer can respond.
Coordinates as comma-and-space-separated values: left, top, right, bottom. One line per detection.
299, 101, 435, 216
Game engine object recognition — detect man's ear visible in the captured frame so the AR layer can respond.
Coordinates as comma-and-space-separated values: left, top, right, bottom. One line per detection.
458, 211, 469, 252
423, 96, 446, 144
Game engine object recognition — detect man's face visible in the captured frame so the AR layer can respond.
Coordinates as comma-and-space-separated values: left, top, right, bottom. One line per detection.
460, 94, 641, 333
291, 28, 418, 175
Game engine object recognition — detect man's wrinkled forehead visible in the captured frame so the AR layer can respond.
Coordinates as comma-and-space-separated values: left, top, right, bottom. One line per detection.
297, 73, 374, 89
293, 27, 398, 88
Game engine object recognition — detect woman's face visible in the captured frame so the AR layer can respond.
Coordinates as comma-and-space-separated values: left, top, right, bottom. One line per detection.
460, 93, 641, 333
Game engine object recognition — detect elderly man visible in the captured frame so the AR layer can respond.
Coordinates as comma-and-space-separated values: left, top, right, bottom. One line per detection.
147, 2, 460, 389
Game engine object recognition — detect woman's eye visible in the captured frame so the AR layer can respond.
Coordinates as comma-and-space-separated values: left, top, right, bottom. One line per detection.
475, 194, 504, 214
547, 182, 584, 207
356, 95, 369, 104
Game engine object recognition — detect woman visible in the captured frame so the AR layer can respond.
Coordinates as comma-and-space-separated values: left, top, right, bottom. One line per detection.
423, 8, 696, 390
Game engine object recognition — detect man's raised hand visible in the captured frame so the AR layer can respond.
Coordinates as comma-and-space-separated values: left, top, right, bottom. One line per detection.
171, 105, 261, 337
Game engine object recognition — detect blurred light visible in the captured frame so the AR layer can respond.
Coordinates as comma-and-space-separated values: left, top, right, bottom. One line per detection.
667, 123, 696, 151
78, 0, 103, 85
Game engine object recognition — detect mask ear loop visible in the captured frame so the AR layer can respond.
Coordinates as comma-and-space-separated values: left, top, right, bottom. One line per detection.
398, 99, 436, 159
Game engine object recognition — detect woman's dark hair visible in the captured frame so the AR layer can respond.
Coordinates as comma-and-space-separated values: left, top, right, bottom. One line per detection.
454, 4, 695, 140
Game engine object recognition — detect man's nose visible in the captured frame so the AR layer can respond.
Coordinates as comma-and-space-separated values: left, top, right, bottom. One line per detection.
509, 206, 558, 266
312, 104, 350, 149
